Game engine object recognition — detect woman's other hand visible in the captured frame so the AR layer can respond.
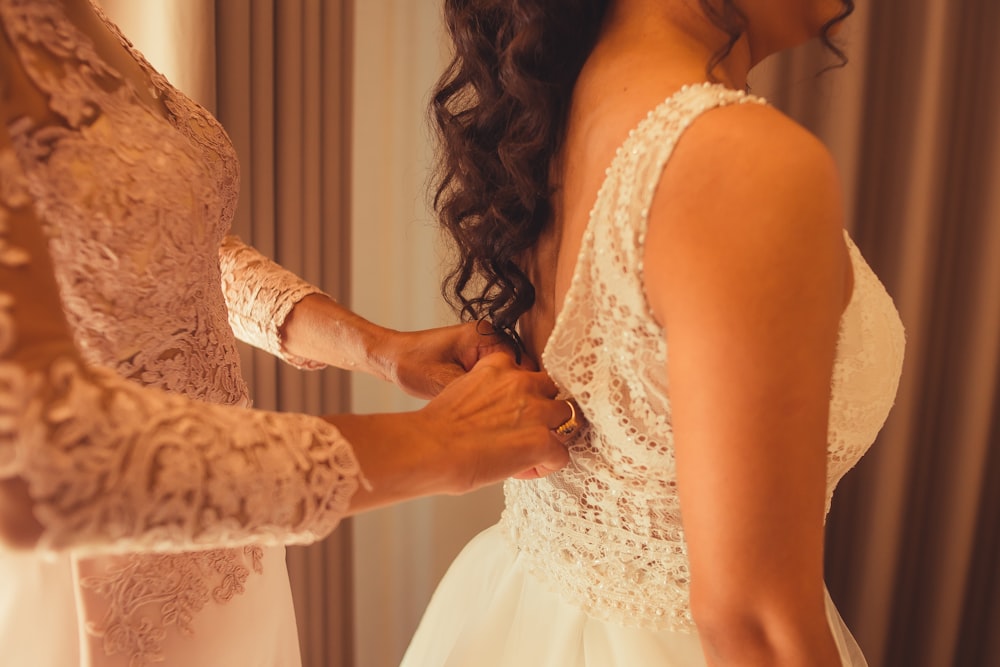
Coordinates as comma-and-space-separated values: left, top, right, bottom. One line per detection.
280, 294, 530, 397
372, 321, 533, 399
330, 353, 574, 513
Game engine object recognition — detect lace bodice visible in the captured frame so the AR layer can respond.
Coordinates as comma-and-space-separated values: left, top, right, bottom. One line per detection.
0, 1, 359, 664
501, 84, 906, 632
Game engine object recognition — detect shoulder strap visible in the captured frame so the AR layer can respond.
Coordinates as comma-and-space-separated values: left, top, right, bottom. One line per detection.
588, 83, 767, 289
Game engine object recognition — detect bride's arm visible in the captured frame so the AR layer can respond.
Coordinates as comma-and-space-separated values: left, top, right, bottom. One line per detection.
644, 104, 847, 666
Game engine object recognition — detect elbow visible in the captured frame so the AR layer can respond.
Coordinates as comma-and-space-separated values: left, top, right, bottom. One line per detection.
0, 477, 43, 550
694, 609, 777, 665
690, 592, 840, 666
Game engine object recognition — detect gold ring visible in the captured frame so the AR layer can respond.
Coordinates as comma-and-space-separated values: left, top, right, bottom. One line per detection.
553, 399, 580, 436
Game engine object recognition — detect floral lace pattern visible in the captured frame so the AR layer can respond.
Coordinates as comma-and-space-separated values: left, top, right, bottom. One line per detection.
501, 84, 906, 631
78, 545, 264, 667
219, 235, 327, 370
0, 1, 358, 664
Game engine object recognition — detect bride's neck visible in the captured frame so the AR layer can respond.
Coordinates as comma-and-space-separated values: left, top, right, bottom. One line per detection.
603, 0, 753, 89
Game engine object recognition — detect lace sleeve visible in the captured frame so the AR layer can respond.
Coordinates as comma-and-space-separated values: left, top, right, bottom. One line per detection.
218, 235, 327, 370
0, 150, 361, 555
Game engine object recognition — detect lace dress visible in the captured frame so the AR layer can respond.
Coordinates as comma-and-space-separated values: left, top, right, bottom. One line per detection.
0, 1, 360, 665
402, 84, 906, 666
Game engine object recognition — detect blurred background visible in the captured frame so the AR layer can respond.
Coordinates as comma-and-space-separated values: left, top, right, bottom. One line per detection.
103, 1, 999, 665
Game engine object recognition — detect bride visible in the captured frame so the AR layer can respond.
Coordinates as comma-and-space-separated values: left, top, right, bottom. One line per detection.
403, 0, 905, 665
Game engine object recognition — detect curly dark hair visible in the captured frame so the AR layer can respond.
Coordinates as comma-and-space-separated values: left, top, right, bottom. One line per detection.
432, 0, 855, 344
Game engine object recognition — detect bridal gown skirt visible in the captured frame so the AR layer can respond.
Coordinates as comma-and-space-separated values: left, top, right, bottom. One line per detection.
401, 524, 868, 667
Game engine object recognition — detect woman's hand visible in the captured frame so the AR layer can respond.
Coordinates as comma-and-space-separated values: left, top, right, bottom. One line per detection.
280, 294, 529, 397
371, 321, 532, 399
328, 353, 574, 514
416, 352, 572, 490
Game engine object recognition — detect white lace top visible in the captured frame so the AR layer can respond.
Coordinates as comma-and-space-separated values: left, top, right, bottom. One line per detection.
501, 84, 906, 632
0, 1, 360, 664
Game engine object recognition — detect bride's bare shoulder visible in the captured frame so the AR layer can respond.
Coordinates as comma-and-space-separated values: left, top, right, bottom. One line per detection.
656, 100, 842, 238
642, 99, 847, 321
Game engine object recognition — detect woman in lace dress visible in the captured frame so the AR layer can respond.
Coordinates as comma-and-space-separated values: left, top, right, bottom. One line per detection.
0, 1, 575, 666
402, 0, 905, 665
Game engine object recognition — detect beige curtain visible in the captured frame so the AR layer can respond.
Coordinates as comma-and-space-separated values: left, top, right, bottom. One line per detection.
213, 2, 355, 666
754, 2, 1000, 666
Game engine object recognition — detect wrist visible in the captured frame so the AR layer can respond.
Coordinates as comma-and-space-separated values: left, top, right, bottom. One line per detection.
326, 410, 456, 513
283, 293, 396, 376
361, 325, 404, 385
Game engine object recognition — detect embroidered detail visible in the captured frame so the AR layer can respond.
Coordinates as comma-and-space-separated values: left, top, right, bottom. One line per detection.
80, 546, 266, 667
0, 1, 361, 664
219, 236, 327, 370
500, 84, 906, 631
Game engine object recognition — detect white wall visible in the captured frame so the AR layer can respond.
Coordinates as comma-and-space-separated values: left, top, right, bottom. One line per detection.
350, 3, 504, 666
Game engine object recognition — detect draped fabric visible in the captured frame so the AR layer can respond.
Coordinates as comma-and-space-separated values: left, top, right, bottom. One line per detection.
753, 2, 1000, 666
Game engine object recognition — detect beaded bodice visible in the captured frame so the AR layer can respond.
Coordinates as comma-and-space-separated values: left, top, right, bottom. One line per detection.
500, 84, 905, 632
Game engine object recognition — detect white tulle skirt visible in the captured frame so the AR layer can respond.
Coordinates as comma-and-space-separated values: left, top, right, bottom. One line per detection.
401, 524, 867, 667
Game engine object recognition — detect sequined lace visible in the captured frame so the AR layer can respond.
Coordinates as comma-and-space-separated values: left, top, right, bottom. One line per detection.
501, 84, 906, 632
0, 1, 359, 664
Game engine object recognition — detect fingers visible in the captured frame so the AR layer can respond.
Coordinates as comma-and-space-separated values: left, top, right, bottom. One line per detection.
512, 431, 572, 480
423, 365, 464, 397
473, 352, 558, 397
477, 340, 536, 370
549, 399, 580, 438
512, 461, 564, 481
469, 320, 540, 370
511, 398, 580, 481
430, 350, 578, 487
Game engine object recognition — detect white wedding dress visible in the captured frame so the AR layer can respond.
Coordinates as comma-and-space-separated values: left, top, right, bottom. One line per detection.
402, 84, 906, 666
0, 1, 360, 665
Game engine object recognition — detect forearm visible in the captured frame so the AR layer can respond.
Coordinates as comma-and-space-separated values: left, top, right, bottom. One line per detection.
218, 237, 404, 377
218, 236, 327, 368
283, 296, 524, 400
279, 293, 396, 381
1, 356, 362, 554
324, 411, 453, 514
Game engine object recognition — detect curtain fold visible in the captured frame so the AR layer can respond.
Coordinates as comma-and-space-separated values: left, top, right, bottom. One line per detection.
214, 2, 355, 666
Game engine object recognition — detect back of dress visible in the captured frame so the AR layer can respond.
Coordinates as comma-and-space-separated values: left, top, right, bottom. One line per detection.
501, 83, 905, 635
